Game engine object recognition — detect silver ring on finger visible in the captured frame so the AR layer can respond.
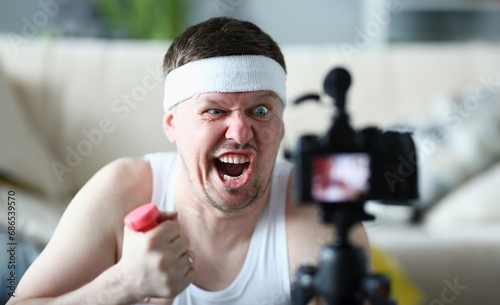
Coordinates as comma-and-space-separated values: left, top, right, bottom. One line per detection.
184, 253, 194, 266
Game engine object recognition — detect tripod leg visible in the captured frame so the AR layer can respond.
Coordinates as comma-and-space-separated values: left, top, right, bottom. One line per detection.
363, 274, 397, 305
292, 266, 317, 305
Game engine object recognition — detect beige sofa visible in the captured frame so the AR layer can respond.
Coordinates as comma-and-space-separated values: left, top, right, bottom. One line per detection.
2, 36, 500, 304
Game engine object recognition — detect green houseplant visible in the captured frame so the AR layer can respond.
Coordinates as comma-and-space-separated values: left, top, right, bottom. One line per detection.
93, 0, 185, 40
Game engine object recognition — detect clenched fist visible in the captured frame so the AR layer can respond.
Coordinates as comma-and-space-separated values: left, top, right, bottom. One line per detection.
117, 211, 195, 303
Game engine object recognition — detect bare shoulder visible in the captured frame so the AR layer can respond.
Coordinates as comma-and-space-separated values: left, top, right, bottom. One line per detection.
65, 157, 153, 229
11, 157, 152, 300
84, 157, 153, 210
90, 156, 152, 193
70, 156, 153, 253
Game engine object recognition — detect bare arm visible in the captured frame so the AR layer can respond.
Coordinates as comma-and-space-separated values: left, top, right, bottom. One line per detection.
7, 158, 193, 305
8, 264, 139, 305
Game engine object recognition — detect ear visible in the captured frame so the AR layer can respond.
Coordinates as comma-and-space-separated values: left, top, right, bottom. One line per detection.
162, 110, 176, 143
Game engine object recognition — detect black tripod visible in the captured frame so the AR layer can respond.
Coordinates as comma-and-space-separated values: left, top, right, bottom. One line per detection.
292, 204, 397, 305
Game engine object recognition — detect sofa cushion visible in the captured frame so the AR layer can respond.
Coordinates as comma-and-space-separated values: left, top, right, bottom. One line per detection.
0, 38, 173, 194
424, 161, 500, 231
0, 62, 64, 198
403, 75, 500, 218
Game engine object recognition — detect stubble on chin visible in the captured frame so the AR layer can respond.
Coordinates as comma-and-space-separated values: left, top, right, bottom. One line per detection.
204, 170, 274, 213
179, 146, 276, 213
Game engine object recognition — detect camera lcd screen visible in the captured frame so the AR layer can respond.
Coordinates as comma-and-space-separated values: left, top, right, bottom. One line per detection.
311, 153, 370, 203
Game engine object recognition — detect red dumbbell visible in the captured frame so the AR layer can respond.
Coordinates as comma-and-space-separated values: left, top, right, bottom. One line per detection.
124, 203, 160, 232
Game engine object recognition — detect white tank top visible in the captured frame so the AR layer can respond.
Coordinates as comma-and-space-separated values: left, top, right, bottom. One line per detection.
143, 152, 293, 305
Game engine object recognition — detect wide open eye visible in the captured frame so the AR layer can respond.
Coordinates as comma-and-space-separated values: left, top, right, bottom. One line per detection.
252, 105, 270, 117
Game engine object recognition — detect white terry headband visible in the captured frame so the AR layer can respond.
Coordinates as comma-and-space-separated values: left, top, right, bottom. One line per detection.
163, 55, 286, 111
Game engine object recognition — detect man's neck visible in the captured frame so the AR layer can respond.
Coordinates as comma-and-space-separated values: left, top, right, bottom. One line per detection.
174, 177, 270, 249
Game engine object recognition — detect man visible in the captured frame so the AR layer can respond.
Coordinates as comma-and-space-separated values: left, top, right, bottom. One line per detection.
8, 17, 371, 305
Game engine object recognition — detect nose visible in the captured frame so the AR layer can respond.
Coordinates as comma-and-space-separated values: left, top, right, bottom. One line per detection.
225, 113, 254, 144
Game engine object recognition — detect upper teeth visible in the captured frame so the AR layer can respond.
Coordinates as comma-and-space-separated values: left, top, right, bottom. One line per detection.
218, 155, 250, 164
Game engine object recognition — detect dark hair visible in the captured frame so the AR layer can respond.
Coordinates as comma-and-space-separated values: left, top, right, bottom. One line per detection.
163, 17, 286, 74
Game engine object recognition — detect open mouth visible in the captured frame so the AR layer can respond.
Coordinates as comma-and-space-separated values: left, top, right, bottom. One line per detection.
215, 154, 251, 181
212, 151, 256, 190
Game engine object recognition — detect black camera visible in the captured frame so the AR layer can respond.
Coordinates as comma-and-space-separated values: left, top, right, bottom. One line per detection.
294, 67, 418, 206
290, 67, 419, 305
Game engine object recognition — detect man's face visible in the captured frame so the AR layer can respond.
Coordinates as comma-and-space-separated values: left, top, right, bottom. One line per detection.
165, 91, 285, 212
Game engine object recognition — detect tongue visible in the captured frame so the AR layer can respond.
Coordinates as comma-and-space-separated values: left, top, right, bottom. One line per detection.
218, 161, 246, 177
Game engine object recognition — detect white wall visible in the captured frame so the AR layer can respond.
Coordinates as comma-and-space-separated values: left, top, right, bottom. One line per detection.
186, 0, 363, 44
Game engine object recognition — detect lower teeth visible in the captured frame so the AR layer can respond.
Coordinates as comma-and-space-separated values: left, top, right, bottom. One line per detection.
223, 174, 242, 181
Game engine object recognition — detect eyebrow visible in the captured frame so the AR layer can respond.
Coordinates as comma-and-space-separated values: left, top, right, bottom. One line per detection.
254, 91, 280, 100
194, 97, 222, 107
